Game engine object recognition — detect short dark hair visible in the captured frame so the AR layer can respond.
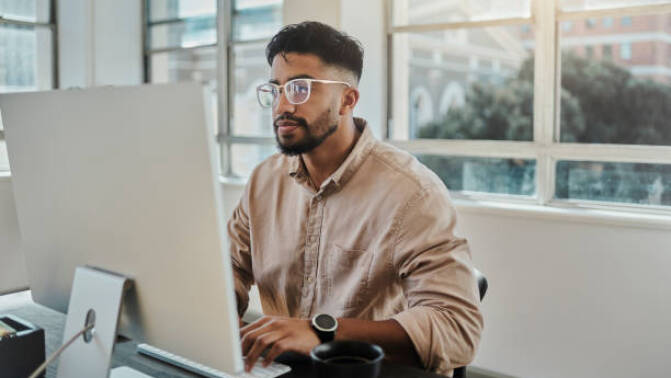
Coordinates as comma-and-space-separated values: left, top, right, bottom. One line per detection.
266, 21, 364, 82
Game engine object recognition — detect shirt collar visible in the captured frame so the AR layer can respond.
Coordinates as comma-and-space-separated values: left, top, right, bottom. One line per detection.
287, 117, 375, 190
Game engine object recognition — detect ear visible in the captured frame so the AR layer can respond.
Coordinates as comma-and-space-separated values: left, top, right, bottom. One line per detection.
339, 87, 360, 115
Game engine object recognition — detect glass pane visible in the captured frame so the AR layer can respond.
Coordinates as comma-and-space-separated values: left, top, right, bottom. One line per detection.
232, 43, 273, 137
149, 16, 216, 49
0, 24, 53, 92
392, 0, 531, 26
230, 143, 276, 178
149, 0, 216, 21
417, 155, 536, 195
560, 0, 671, 11
149, 47, 218, 132
391, 25, 534, 141
556, 161, 671, 206
559, 14, 671, 145
233, 0, 283, 41
150, 46, 217, 83
0, 0, 50, 23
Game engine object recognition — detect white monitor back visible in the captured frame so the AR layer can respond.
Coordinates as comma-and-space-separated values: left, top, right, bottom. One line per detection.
0, 83, 244, 374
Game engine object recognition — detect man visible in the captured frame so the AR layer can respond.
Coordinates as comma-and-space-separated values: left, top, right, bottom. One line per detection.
228, 21, 483, 377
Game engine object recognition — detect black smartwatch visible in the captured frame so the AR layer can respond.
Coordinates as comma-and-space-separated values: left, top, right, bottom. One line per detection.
311, 313, 338, 343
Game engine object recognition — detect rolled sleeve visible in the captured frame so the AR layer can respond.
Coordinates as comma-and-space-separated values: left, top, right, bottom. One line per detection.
227, 188, 254, 316
391, 187, 484, 376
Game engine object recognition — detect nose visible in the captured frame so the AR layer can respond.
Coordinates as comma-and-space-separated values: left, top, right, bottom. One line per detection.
273, 89, 296, 116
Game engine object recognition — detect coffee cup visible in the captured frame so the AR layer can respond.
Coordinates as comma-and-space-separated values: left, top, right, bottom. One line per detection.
310, 340, 384, 378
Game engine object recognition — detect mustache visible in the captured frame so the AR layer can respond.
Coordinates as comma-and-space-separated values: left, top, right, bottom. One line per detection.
273, 114, 307, 128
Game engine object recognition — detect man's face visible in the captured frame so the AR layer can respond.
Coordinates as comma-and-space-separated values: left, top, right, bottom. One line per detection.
269, 53, 346, 155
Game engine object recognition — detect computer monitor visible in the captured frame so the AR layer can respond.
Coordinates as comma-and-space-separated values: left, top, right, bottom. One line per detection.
0, 83, 244, 374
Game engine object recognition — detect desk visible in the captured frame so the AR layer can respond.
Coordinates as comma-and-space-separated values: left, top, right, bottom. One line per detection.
1, 292, 446, 378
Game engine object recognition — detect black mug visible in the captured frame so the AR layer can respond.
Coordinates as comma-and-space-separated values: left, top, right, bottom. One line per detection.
310, 340, 384, 378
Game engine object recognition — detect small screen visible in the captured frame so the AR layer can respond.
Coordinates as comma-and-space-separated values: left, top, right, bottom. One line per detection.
316, 314, 336, 330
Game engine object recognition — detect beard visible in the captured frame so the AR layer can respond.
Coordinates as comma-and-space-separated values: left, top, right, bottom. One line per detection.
274, 107, 338, 156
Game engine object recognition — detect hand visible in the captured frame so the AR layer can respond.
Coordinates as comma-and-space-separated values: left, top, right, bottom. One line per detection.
240, 316, 320, 371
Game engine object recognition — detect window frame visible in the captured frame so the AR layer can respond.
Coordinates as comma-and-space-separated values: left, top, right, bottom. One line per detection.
0, 0, 59, 169
143, 0, 280, 178
386, 0, 671, 214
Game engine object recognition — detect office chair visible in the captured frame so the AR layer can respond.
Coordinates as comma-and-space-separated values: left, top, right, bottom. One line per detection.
452, 268, 488, 378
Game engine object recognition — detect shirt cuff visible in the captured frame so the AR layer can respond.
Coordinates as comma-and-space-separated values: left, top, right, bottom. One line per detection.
392, 306, 452, 376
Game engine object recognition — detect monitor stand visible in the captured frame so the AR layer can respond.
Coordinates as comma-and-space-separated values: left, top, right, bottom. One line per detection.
56, 266, 151, 378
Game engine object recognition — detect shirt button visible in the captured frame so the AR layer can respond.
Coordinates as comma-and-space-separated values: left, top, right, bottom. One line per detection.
306, 276, 313, 283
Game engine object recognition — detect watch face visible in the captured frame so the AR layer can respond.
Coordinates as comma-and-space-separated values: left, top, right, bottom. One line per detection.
314, 313, 337, 331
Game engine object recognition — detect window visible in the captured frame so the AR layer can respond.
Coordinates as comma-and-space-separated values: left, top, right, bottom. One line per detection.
603, 17, 614, 27
0, 0, 57, 172
390, 0, 671, 209
620, 42, 632, 59
144, 0, 283, 177
602, 44, 613, 60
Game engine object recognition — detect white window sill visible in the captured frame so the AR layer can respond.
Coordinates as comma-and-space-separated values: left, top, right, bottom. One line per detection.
453, 198, 671, 230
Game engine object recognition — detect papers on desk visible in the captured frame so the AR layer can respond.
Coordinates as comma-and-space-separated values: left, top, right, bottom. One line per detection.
0, 319, 16, 337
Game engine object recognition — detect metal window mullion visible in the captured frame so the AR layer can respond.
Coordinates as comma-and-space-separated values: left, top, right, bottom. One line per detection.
218, 0, 233, 176
142, 0, 149, 83
0, 17, 54, 28
145, 43, 218, 55
391, 16, 533, 34
229, 37, 270, 47
389, 139, 539, 159
557, 3, 671, 21
548, 143, 671, 165
148, 15, 217, 27
51, 0, 59, 89
532, 0, 558, 206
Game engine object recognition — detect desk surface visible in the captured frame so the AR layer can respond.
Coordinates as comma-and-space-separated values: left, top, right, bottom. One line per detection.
1, 292, 446, 378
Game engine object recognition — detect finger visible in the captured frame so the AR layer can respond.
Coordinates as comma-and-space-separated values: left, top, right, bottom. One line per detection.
240, 316, 271, 338
244, 332, 282, 371
263, 340, 291, 367
240, 321, 275, 355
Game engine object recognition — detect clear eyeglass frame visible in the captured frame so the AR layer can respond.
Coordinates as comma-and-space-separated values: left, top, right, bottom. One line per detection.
256, 78, 351, 108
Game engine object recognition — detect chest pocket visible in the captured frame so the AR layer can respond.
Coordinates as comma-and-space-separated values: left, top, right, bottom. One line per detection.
321, 244, 374, 309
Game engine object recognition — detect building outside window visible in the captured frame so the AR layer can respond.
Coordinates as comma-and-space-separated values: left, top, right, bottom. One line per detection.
0, 0, 57, 172
603, 16, 614, 27
390, 0, 671, 209
620, 42, 632, 60
602, 44, 613, 60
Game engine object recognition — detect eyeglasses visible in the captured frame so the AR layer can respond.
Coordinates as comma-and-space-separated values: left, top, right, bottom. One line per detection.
256, 78, 351, 108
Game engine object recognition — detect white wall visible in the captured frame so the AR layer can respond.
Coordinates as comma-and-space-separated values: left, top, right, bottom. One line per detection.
460, 210, 671, 378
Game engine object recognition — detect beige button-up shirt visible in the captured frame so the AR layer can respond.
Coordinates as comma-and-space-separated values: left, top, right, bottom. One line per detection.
228, 118, 483, 376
